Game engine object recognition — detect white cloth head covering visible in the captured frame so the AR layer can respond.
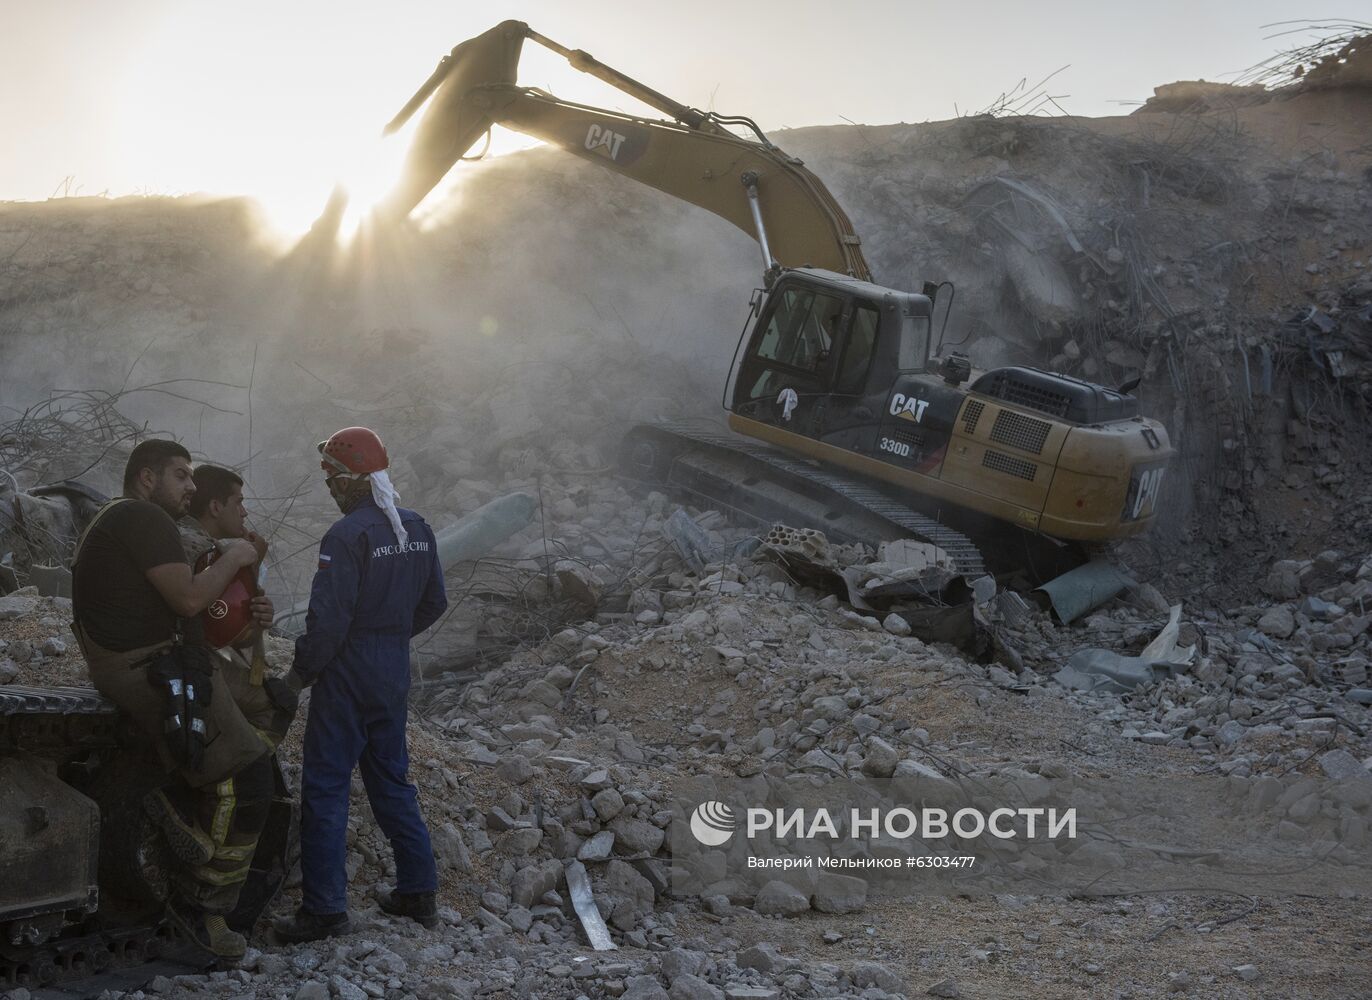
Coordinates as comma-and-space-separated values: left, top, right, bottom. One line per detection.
368, 470, 407, 547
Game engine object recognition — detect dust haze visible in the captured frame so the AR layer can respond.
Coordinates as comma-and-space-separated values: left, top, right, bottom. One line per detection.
6, 79, 1372, 603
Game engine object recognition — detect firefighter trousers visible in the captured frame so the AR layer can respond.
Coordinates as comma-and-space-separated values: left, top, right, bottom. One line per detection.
76, 624, 276, 914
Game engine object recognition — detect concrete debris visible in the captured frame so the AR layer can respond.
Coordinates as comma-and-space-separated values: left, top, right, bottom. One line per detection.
27, 564, 71, 598
882, 612, 912, 637
810, 873, 867, 914
663, 508, 715, 573
555, 560, 603, 606
1258, 604, 1296, 638
753, 880, 811, 917
851, 961, 904, 992
565, 860, 617, 951
761, 523, 834, 566
1055, 604, 1196, 693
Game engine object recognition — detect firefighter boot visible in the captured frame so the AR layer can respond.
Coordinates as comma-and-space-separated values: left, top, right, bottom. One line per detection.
166, 900, 246, 961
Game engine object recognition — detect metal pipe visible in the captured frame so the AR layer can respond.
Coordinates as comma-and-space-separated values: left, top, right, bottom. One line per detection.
740, 171, 776, 278
1032, 560, 1135, 625
526, 27, 708, 130
383, 55, 453, 136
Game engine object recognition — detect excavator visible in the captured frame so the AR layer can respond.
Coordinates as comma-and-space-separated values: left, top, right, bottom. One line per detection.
377, 21, 1173, 580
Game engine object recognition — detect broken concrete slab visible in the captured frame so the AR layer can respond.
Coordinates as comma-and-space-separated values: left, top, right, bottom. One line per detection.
556, 560, 604, 605
1055, 604, 1196, 694
1258, 605, 1296, 638
754, 880, 810, 916
565, 860, 616, 951
578, 830, 616, 862
811, 873, 867, 914
1318, 749, 1368, 782
27, 564, 70, 598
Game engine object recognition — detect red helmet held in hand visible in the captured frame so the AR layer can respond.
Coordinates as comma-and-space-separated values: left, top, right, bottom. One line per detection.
195, 548, 257, 649
318, 426, 388, 476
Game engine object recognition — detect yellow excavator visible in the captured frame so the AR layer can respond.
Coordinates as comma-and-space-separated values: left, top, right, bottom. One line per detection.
378, 20, 1173, 578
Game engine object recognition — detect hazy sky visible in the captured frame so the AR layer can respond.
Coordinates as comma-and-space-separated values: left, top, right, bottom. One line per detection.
0, 1, 1337, 231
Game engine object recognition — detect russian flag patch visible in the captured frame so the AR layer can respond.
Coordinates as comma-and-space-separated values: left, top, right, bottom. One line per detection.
318, 553, 332, 570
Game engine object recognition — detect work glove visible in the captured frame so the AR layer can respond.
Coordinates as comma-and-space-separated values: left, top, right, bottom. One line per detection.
264, 675, 300, 716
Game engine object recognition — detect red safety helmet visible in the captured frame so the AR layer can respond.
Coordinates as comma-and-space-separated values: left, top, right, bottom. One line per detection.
318, 426, 388, 476
195, 548, 257, 649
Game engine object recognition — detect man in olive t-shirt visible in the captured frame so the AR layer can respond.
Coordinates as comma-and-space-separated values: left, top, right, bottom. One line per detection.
71, 440, 267, 963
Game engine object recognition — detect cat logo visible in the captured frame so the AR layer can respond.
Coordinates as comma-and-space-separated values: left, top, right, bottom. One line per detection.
777, 387, 799, 422
888, 393, 930, 423
585, 123, 627, 161
1126, 464, 1166, 521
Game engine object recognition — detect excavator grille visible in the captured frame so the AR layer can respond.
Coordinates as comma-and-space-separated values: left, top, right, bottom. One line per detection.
979, 371, 1072, 419
983, 449, 1038, 481
961, 400, 985, 434
989, 410, 1052, 455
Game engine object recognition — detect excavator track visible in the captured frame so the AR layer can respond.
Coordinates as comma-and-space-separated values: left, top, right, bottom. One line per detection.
1, 923, 186, 996
623, 421, 987, 578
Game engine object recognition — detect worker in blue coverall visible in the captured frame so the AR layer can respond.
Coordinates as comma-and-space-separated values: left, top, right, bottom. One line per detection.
273, 426, 448, 942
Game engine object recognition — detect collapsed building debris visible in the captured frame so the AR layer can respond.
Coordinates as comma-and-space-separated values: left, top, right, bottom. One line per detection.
1053, 604, 1196, 693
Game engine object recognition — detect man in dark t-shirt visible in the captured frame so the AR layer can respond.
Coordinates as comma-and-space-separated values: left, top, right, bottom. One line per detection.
74, 497, 201, 649
71, 440, 269, 963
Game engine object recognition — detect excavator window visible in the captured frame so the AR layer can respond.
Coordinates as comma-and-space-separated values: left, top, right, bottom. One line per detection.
753, 286, 844, 374
835, 303, 879, 394
897, 308, 931, 371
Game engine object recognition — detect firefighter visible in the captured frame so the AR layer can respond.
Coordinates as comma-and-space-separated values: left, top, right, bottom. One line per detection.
273, 427, 448, 942
177, 464, 296, 749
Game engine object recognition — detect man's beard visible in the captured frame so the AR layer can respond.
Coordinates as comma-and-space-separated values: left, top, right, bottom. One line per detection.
150, 480, 189, 518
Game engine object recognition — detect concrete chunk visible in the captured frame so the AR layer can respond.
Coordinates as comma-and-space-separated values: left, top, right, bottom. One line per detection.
811, 873, 867, 914
754, 880, 810, 916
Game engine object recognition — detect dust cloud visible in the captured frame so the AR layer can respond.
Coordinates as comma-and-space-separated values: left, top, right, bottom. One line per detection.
4, 74, 1372, 603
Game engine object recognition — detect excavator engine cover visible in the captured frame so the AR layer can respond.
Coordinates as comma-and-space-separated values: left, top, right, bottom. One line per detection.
970, 367, 1139, 424
194, 549, 256, 649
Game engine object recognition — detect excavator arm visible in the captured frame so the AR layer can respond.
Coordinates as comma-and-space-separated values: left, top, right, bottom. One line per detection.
380, 20, 871, 281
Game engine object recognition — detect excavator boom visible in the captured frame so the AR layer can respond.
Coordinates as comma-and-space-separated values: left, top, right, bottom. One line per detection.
380, 20, 870, 280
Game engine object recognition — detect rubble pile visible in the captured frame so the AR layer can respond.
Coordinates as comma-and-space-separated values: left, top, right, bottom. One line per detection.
4, 510, 1372, 995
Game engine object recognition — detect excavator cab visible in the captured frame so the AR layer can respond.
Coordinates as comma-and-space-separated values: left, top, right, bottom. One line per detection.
730, 268, 939, 463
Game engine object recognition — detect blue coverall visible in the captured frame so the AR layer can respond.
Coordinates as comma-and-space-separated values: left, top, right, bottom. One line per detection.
292, 497, 448, 915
